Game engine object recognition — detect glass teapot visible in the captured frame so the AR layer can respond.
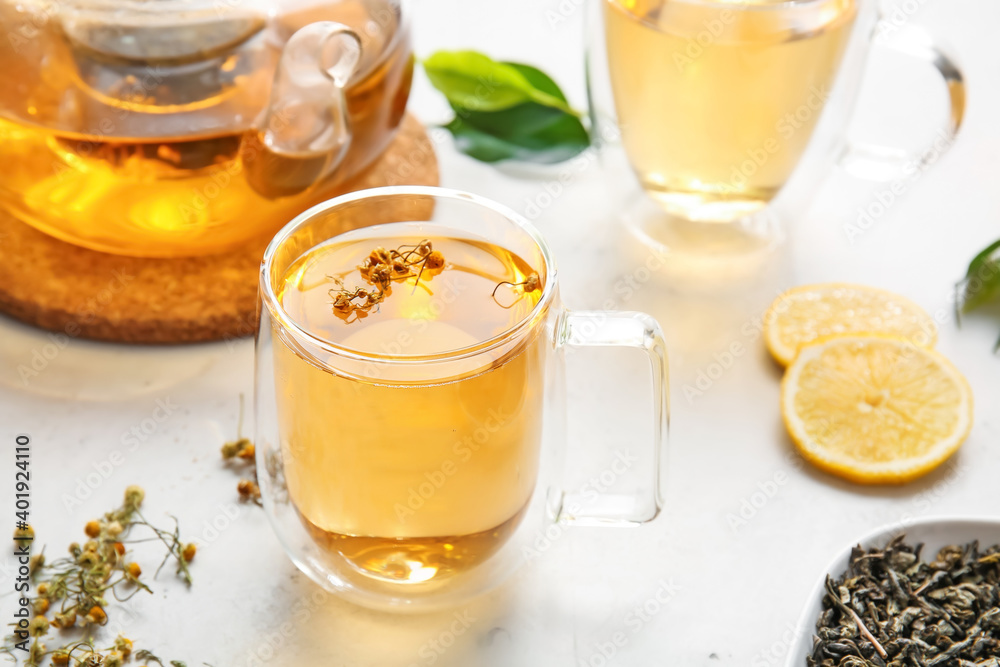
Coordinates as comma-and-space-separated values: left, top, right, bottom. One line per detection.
0, 0, 412, 257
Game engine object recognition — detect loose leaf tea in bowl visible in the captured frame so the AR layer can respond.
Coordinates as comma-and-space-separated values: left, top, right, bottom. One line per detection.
809, 535, 1000, 667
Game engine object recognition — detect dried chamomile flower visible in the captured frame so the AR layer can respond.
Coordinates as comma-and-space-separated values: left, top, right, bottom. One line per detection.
14, 523, 34, 546
28, 615, 49, 637
425, 250, 445, 270
492, 272, 541, 308
52, 610, 76, 629
77, 550, 100, 568
124, 485, 145, 509
221, 437, 252, 459
114, 635, 133, 658
85, 605, 108, 625
237, 479, 261, 503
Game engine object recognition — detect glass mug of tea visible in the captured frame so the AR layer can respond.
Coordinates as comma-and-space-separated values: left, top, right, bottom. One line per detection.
0, 0, 413, 257
255, 186, 668, 609
587, 0, 965, 267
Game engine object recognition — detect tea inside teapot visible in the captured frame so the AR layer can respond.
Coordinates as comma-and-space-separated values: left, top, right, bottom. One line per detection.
0, 0, 412, 257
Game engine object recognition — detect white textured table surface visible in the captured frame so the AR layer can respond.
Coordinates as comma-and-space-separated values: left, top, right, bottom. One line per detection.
2, 1, 999, 666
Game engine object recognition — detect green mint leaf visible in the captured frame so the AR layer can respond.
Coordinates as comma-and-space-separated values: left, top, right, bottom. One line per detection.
446, 102, 589, 164
423, 51, 576, 115
959, 238, 1000, 313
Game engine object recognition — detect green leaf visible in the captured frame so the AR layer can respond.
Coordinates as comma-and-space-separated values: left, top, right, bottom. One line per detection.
445, 102, 590, 164
422, 51, 576, 115
502, 62, 568, 103
422, 50, 591, 164
959, 238, 1000, 313
964, 238, 1000, 279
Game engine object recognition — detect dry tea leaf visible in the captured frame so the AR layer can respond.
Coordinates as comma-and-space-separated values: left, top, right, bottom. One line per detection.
810, 535, 1000, 667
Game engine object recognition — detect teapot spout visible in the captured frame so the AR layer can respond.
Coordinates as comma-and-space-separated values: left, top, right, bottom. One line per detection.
243, 22, 362, 198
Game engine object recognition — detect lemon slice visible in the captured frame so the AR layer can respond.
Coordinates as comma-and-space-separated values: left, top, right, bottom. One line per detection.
764, 283, 937, 366
781, 335, 973, 485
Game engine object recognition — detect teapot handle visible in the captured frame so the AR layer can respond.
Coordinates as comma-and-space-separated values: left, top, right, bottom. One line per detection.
243, 22, 362, 199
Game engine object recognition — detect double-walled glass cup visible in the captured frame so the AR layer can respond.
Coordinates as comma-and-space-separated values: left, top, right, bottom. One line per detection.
587, 0, 965, 269
256, 186, 669, 610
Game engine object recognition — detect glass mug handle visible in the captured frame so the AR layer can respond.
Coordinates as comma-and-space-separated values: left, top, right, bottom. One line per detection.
838, 24, 966, 181
553, 311, 669, 526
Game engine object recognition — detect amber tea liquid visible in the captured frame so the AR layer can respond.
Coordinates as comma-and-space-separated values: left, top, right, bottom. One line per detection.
0, 0, 412, 256
273, 223, 547, 584
605, 0, 857, 221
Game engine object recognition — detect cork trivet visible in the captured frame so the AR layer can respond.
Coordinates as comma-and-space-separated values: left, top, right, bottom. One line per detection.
0, 114, 439, 344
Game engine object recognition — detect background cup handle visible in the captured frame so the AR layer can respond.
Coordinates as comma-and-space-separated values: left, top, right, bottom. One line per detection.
553, 311, 669, 527
838, 24, 966, 182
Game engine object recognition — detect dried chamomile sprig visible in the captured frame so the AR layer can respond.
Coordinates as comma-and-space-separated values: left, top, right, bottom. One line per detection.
220, 396, 260, 506
491, 272, 541, 309
330, 240, 446, 319
2, 487, 195, 667
4, 634, 136, 667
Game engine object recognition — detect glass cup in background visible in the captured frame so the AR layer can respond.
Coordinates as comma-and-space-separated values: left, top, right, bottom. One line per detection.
587, 0, 965, 276
255, 187, 669, 610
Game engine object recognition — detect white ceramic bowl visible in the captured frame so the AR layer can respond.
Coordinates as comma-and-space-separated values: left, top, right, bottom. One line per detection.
786, 516, 1000, 667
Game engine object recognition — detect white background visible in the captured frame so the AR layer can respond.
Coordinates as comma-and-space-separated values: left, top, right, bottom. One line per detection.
1, 0, 999, 665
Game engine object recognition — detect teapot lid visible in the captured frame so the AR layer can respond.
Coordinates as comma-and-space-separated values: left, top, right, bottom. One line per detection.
59, 0, 270, 64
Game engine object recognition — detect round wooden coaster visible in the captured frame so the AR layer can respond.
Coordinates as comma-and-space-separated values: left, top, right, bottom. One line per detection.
0, 114, 440, 344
